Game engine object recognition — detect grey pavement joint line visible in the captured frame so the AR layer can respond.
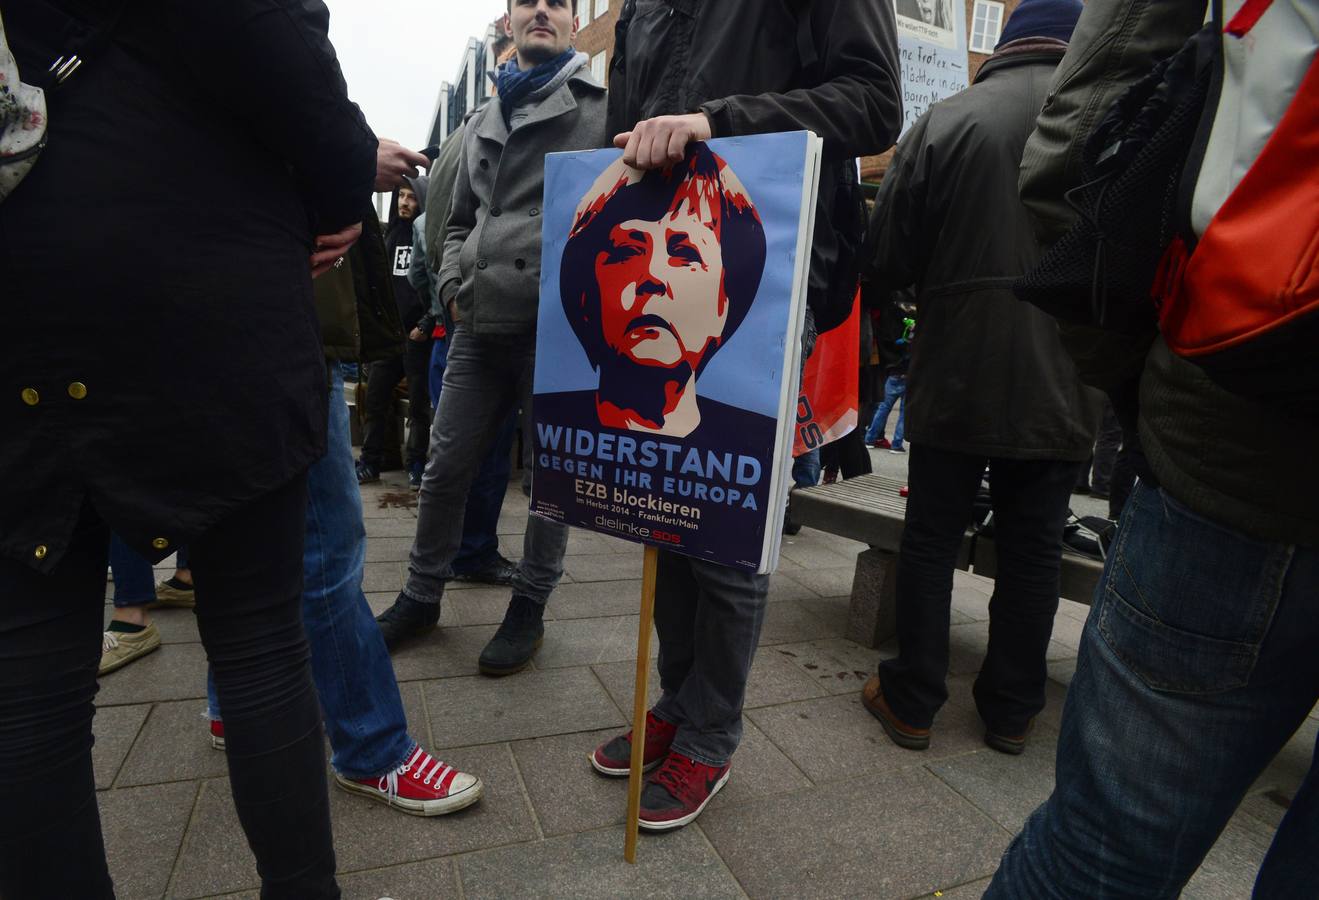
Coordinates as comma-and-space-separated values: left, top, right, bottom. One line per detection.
505, 739, 548, 842
692, 823, 754, 900
164, 778, 208, 900
107, 700, 155, 792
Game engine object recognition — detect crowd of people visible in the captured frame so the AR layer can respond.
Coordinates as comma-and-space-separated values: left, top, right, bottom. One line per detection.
1, 0, 1313, 897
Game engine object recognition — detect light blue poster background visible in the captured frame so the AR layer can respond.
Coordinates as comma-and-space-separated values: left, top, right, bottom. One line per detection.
894, 0, 969, 136
534, 131, 811, 420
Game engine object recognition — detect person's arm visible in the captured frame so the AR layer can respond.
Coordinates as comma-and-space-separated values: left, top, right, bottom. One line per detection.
863, 121, 931, 299
1019, 0, 1208, 245
165, 0, 378, 233
437, 133, 476, 323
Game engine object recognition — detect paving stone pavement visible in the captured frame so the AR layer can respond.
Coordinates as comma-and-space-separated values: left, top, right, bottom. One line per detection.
93, 448, 1314, 899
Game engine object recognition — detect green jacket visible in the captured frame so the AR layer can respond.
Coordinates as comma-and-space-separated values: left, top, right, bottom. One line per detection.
1018, 0, 1319, 545
316, 213, 404, 363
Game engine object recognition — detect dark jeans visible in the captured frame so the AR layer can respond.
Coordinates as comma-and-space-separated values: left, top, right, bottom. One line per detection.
879, 445, 1081, 733
652, 551, 770, 766
820, 425, 873, 479
108, 537, 189, 608
428, 334, 516, 574
1089, 401, 1122, 495
406, 328, 567, 605
0, 477, 338, 899
987, 483, 1319, 897
361, 340, 431, 469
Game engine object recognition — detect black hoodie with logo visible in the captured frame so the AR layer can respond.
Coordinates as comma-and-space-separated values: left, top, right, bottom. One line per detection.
385, 174, 429, 332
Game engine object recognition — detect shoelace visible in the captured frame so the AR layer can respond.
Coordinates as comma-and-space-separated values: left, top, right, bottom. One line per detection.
376, 746, 455, 798
102, 631, 120, 653
651, 753, 703, 804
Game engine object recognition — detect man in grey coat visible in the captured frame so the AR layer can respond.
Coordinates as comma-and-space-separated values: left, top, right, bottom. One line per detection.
859, 0, 1099, 756
376, 0, 606, 674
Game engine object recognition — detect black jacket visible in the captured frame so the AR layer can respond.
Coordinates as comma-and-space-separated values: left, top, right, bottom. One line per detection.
866, 45, 1101, 460
317, 214, 405, 364
0, 0, 377, 572
607, 0, 902, 324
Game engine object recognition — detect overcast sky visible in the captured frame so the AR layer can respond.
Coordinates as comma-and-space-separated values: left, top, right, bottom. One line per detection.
327, 0, 510, 150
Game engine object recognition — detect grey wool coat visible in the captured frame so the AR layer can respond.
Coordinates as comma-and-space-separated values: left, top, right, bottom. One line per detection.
439, 65, 608, 334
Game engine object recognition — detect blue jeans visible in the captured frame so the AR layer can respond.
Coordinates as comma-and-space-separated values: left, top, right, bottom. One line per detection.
792, 448, 821, 489
864, 374, 906, 447
429, 335, 516, 574
986, 482, 1319, 898
209, 371, 414, 780
108, 538, 187, 608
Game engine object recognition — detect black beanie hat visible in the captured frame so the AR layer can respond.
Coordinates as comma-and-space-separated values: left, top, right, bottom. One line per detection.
996, 0, 1084, 48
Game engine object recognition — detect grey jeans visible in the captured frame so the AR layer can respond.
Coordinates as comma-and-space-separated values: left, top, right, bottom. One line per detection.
404, 327, 568, 606
652, 551, 770, 767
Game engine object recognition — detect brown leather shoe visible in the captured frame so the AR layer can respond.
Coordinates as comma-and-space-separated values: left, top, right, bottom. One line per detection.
861, 675, 930, 750
984, 719, 1034, 756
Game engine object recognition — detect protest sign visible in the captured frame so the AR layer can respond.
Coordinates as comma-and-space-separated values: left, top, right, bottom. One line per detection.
894, 0, 970, 135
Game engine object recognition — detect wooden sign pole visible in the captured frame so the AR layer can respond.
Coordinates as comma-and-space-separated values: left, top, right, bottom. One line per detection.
624, 544, 660, 863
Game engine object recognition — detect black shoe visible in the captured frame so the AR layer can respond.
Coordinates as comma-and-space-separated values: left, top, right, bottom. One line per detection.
479, 595, 544, 676
984, 719, 1034, 755
376, 592, 440, 650
783, 515, 802, 536
453, 554, 517, 586
356, 459, 380, 485
408, 463, 424, 490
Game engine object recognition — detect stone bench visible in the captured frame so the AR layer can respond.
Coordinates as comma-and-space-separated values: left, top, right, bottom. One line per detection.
788, 473, 1104, 648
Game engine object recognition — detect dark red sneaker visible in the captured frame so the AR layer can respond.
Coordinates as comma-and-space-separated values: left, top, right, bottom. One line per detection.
334, 745, 483, 817
871, 437, 891, 449
639, 752, 731, 831
590, 711, 677, 777
210, 719, 225, 751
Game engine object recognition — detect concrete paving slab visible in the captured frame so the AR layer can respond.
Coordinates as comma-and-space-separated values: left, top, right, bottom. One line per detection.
1046, 658, 1077, 687
334, 857, 459, 900
699, 766, 1007, 900
769, 638, 888, 697
927, 724, 1059, 833
1183, 812, 1274, 900
758, 599, 848, 646
532, 615, 651, 670
778, 538, 862, 570
138, 607, 201, 644
747, 693, 988, 784
562, 552, 645, 584
117, 700, 229, 788
424, 669, 624, 749
778, 566, 857, 600
912, 877, 993, 898
362, 560, 407, 593
544, 578, 646, 620
364, 516, 426, 538
387, 624, 497, 683
765, 572, 822, 603
457, 825, 746, 900
171, 744, 535, 898
96, 642, 209, 707
1047, 610, 1087, 651
93, 703, 150, 790
365, 536, 418, 563
100, 781, 198, 900
591, 658, 663, 722
798, 595, 850, 637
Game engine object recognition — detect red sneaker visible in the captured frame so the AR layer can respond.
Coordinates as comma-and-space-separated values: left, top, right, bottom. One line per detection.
590, 711, 677, 777
871, 437, 891, 449
639, 752, 731, 831
334, 745, 483, 817
210, 719, 225, 751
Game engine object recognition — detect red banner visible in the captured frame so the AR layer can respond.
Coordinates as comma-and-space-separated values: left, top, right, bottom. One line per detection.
794, 296, 860, 456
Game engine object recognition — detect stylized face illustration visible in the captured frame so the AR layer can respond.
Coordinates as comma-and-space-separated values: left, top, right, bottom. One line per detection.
916, 0, 936, 22
594, 206, 728, 376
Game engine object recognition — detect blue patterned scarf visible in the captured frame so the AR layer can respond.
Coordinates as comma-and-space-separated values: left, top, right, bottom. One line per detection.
495, 49, 578, 117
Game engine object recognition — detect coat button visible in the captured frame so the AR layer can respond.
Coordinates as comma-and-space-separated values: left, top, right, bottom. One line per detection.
479, 159, 489, 169
20, 387, 39, 406
68, 382, 88, 400
529, 207, 539, 217
515, 258, 526, 270
34, 544, 48, 560
152, 537, 169, 550
490, 207, 502, 217
477, 259, 488, 270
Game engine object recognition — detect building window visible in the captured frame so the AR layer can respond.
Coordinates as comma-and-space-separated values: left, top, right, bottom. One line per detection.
591, 51, 607, 83
969, 0, 1005, 53
594, 0, 609, 21
581, 0, 592, 23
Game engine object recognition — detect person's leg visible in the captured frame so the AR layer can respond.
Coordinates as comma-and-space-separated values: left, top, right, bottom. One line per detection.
651, 549, 702, 726
301, 372, 414, 778
791, 448, 821, 489
892, 379, 907, 450
864, 379, 897, 443
403, 330, 523, 605
404, 339, 433, 476
428, 337, 448, 412
360, 356, 404, 475
1089, 403, 1122, 496
190, 474, 338, 899
452, 410, 516, 577
972, 457, 1081, 739
505, 338, 569, 607
101, 534, 162, 674
1108, 442, 1137, 520
0, 512, 115, 899
108, 533, 156, 609
836, 425, 873, 479
875, 445, 985, 728
664, 560, 770, 766
985, 484, 1319, 898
